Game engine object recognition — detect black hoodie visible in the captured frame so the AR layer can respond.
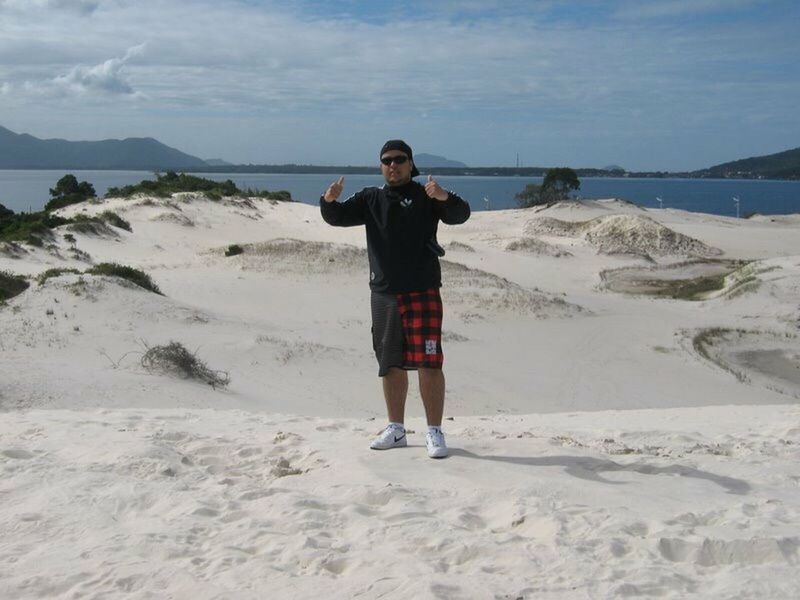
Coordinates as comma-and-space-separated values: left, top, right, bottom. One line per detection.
320, 181, 471, 293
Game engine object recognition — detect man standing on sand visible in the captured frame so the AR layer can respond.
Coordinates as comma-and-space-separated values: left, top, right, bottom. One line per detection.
320, 140, 471, 458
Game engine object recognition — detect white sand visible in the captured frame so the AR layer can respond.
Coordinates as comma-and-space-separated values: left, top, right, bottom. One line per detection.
1, 194, 799, 598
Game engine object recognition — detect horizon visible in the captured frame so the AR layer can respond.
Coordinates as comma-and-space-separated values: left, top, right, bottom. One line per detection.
1, 1, 798, 171
1, 121, 797, 174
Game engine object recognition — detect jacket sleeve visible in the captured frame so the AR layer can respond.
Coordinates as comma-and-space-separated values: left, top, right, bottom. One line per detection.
434, 191, 471, 225
319, 190, 367, 227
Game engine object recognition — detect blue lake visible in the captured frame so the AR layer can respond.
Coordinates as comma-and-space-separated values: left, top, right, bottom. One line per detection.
1, 170, 798, 218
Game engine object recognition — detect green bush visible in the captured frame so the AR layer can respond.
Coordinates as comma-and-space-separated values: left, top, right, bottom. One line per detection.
87, 263, 163, 295
0, 270, 29, 301
0, 210, 70, 244
99, 211, 132, 232
45, 175, 96, 211
516, 167, 581, 208
37, 268, 82, 285
106, 173, 294, 202
225, 244, 244, 257
106, 172, 240, 199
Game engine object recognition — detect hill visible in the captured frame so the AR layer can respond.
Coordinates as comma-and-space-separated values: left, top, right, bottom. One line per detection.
413, 153, 467, 168
0, 125, 209, 170
696, 146, 800, 180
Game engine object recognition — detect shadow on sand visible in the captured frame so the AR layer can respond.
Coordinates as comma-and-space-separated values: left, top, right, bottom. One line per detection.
451, 449, 750, 495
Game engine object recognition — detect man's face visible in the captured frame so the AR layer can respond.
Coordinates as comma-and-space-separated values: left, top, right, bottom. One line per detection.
380, 151, 413, 186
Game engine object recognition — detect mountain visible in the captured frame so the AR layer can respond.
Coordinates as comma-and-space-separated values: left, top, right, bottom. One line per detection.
0, 125, 208, 170
696, 146, 800, 180
413, 153, 467, 168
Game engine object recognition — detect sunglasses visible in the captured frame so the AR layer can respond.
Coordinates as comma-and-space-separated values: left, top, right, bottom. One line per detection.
381, 155, 409, 166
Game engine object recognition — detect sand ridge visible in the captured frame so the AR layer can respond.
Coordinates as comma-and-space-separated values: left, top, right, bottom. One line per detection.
2, 193, 800, 597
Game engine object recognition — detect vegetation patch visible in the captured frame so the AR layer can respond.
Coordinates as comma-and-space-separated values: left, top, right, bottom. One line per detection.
67, 215, 119, 237
98, 211, 132, 232
225, 244, 244, 257
107, 171, 292, 201
0, 270, 29, 302
141, 341, 230, 388
37, 268, 82, 285
1, 207, 70, 245
87, 263, 163, 295
506, 237, 573, 257
44, 175, 96, 212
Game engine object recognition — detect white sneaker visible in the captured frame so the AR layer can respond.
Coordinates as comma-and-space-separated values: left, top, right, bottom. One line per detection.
426, 428, 448, 458
370, 424, 407, 450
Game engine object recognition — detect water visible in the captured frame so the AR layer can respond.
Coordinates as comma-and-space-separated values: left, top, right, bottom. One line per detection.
1, 169, 798, 218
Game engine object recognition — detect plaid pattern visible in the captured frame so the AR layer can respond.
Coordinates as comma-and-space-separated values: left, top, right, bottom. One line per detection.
396, 288, 444, 370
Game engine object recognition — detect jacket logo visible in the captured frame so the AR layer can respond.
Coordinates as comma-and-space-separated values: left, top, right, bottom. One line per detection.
400, 198, 412, 208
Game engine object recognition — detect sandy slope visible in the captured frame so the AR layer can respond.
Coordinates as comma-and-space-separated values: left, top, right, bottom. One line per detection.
2, 194, 800, 598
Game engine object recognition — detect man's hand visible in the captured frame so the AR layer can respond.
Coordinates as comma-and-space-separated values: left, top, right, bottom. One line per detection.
323, 176, 345, 203
424, 175, 448, 201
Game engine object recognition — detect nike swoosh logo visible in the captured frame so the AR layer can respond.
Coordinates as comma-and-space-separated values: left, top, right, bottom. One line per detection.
394, 434, 406, 442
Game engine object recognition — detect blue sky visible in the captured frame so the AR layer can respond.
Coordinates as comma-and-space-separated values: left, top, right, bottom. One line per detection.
0, 0, 798, 170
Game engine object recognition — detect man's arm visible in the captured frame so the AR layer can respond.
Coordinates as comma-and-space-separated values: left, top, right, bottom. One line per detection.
319, 176, 367, 227
425, 175, 470, 225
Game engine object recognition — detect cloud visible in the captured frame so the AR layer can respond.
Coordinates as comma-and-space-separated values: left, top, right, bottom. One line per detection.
46, 44, 145, 96
0, 0, 100, 14
0, 1, 797, 168
614, 0, 763, 19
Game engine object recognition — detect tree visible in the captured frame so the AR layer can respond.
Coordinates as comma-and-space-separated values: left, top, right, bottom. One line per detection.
0, 203, 14, 221
542, 167, 580, 199
45, 174, 96, 212
515, 167, 581, 208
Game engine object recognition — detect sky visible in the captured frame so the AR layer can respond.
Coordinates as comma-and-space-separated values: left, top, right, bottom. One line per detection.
0, 0, 798, 171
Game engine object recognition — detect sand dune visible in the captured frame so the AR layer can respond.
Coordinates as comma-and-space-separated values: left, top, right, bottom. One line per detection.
2, 193, 800, 598
525, 213, 723, 258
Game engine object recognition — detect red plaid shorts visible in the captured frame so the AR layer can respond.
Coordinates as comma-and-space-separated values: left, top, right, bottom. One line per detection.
371, 287, 444, 376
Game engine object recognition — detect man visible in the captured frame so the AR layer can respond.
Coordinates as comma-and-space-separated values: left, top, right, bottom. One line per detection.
320, 140, 471, 458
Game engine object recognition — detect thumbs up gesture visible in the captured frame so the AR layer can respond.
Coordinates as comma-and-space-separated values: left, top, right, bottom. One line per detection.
424, 175, 448, 201
323, 176, 345, 203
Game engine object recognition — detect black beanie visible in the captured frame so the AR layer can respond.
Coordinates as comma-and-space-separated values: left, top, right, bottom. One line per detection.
380, 139, 420, 178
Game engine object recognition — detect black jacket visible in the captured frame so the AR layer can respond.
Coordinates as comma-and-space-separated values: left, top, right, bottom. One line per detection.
320, 181, 471, 293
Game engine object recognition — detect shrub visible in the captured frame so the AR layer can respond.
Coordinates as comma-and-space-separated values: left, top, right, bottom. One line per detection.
0, 210, 70, 244
87, 262, 163, 295
99, 211, 132, 232
67, 217, 116, 237
225, 244, 244, 257
516, 167, 581, 208
263, 190, 292, 201
106, 172, 242, 199
37, 268, 82, 285
141, 341, 230, 388
45, 174, 96, 211
0, 270, 29, 301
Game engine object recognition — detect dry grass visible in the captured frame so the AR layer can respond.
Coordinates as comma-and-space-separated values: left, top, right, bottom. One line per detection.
141, 341, 230, 388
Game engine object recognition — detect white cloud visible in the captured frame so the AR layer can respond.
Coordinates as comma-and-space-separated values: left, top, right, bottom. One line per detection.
0, 1, 797, 168
0, 0, 100, 14
614, 0, 762, 19
44, 44, 145, 96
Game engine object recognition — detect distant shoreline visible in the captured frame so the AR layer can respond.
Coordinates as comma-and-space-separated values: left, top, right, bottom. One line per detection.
1, 166, 797, 182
